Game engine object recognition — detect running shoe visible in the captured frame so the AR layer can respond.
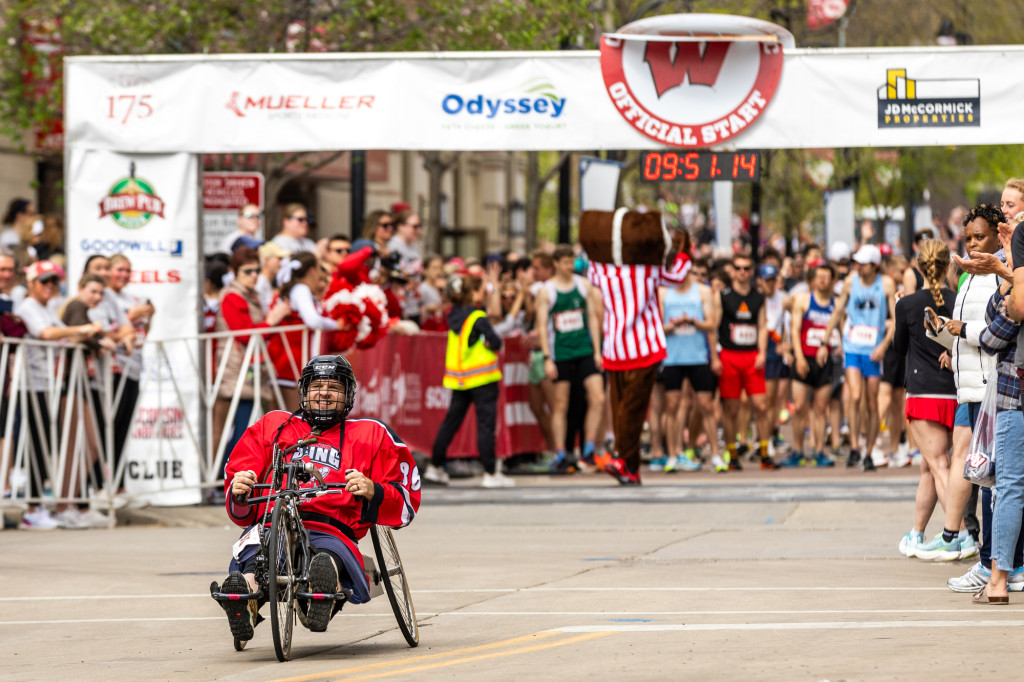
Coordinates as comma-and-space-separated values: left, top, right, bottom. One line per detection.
958, 534, 979, 560
663, 455, 679, 473
889, 444, 911, 468
760, 456, 778, 470
54, 508, 90, 530
20, 507, 60, 531
218, 572, 257, 640
726, 451, 744, 471
779, 451, 805, 468
871, 447, 889, 468
1011, 567, 1024, 592
812, 451, 835, 467
947, 562, 991, 593
603, 457, 641, 485
648, 455, 668, 472
423, 464, 450, 486
711, 455, 728, 473
898, 529, 926, 557
677, 453, 701, 472
909, 448, 922, 466
846, 449, 861, 468
862, 454, 876, 472
306, 553, 340, 632
914, 534, 960, 561
482, 472, 516, 488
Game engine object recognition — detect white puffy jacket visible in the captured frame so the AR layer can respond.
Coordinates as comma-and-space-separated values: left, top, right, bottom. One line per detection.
945, 271, 1001, 404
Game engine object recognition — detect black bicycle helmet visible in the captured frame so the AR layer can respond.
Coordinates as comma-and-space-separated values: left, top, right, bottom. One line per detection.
298, 355, 357, 429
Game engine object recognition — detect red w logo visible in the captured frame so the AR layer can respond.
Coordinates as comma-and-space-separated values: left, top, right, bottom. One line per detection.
644, 41, 731, 98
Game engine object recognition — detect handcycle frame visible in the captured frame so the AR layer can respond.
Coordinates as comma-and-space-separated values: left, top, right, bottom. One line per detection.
210, 434, 418, 661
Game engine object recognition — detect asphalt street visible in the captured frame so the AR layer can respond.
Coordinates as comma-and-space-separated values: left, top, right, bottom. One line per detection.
3, 469, 1022, 681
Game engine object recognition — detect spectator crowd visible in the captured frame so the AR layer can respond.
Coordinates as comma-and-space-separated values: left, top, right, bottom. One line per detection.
5, 180, 1024, 606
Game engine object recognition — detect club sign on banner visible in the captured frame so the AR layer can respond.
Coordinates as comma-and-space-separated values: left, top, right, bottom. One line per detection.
67, 150, 201, 505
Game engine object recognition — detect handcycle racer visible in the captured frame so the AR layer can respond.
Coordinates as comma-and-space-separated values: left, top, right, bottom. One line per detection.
212, 355, 421, 640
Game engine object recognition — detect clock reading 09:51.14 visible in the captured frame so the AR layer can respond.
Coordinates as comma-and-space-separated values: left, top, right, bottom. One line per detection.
640, 151, 762, 183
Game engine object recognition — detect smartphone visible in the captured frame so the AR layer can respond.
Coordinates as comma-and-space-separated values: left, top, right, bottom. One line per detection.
924, 307, 940, 333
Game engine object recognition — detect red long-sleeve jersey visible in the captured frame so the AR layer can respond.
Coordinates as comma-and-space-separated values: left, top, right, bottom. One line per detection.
224, 410, 421, 570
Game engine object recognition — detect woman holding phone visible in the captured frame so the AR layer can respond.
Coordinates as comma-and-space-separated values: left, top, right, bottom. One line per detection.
893, 239, 957, 556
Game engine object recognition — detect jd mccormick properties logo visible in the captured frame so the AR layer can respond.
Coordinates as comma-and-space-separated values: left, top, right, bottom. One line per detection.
599, 14, 793, 148
877, 68, 980, 128
98, 162, 165, 229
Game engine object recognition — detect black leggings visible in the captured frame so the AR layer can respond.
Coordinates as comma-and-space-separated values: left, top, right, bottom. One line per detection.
431, 382, 499, 474
23, 391, 51, 499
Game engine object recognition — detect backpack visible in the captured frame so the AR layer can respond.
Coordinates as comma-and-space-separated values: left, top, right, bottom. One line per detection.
0, 312, 28, 338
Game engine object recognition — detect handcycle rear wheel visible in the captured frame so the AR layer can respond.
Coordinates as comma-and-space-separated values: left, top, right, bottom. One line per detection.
268, 502, 296, 662
370, 525, 418, 647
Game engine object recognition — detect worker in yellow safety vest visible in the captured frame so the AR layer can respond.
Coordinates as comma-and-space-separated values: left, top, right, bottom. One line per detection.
425, 273, 514, 489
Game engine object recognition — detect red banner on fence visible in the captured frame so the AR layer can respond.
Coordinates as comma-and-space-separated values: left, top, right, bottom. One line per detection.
346, 332, 545, 458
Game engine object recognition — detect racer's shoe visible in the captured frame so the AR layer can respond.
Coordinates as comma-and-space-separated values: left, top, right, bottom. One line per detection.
603, 457, 640, 485
217, 572, 257, 641
306, 553, 340, 632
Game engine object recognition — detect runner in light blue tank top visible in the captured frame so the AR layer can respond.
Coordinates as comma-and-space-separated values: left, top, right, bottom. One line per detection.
844, 274, 887, 356
663, 286, 708, 366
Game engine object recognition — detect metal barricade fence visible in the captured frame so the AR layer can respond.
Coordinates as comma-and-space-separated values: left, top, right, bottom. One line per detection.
0, 324, 321, 524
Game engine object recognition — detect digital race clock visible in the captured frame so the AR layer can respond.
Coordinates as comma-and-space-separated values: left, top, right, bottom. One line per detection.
640, 150, 762, 182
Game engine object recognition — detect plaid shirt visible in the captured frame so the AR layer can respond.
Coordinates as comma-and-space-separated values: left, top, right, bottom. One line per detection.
979, 287, 1020, 411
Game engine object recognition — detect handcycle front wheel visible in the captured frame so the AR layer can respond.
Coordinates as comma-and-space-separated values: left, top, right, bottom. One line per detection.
268, 502, 297, 662
370, 525, 418, 647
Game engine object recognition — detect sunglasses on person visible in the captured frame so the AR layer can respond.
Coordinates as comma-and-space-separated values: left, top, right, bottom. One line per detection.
242, 211, 262, 219
734, 265, 753, 271
289, 215, 308, 223
378, 221, 394, 228
330, 246, 351, 254
239, 267, 259, 276
408, 222, 422, 229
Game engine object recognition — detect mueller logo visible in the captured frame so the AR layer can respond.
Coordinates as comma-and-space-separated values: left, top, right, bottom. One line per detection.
599, 14, 793, 148
99, 162, 165, 229
877, 69, 980, 128
441, 78, 567, 119
226, 91, 375, 117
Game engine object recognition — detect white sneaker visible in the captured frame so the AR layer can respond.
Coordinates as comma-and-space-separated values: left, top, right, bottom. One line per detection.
889, 445, 911, 468
871, 447, 889, 468
423, 464, 450, 486
54, 508, 90, 530
77, 509, 112, 529
20, 507, 60, 531
89, 490, 128, 511
898, 529, 925, 557
947, 562, 991, 593
481, 472, 515, 488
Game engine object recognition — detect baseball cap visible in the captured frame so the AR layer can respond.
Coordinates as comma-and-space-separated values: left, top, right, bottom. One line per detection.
391, 201, 412, 215
231, 235, 264, 252
25, 260, 65, 282
852, 244, 882, 265
828, 241, 852, 263
759, 263, 778, 280
878, 243, 893, 257
258, 241, 289, 261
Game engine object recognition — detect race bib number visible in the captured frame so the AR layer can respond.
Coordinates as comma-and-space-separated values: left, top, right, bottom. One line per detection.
673, 321, 696, 336
554, 309, 585, 334
232, 525, 262, 560
805, 327, 827, 348
849, 324, 879, 347
730, 323, 757, 346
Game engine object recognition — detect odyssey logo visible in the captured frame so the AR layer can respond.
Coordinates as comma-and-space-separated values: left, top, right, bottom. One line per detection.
441, 78, 567, 119
227, 91, 375, 117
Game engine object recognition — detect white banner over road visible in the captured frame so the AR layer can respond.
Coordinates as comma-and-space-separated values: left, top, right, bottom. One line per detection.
66, 46, 1016, 152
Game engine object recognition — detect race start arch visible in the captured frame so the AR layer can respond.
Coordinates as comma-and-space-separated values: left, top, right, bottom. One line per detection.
63, 13, 1023, 502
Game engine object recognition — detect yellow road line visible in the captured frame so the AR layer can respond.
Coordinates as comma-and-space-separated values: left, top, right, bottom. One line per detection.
271, 631, 565, 682
337, 632, 612, 681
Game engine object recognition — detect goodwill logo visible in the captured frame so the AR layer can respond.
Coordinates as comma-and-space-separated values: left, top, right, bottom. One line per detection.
98, 162, 165, 229
440, 78, 567, 129
877, 69, 980, 128
80, 238, 183, 258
